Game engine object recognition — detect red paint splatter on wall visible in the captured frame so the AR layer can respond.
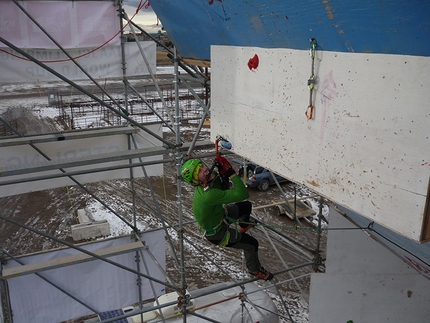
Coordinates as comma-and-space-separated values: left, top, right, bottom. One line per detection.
248, 54, 259, 71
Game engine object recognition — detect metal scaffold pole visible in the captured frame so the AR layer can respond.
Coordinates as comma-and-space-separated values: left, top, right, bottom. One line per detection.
119, 2, 129, 114
173, 45, 188, 323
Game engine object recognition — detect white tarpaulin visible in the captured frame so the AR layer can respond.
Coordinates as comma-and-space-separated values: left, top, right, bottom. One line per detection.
0, 0, 156, 82
3, 234, 166, 323
0, 0, 120, 49
0, 125, 164, 197
0, 41, 156, 83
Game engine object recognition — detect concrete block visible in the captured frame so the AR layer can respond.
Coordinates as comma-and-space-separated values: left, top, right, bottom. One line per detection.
77, 208, 92, 224
71, 220, 110, 241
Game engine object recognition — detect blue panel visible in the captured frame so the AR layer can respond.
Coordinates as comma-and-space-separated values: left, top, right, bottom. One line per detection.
99, 309, 128, 323
150, 0, 430, 60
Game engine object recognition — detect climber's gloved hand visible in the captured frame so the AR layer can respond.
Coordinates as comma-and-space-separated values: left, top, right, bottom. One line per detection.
215, 154, 236, 178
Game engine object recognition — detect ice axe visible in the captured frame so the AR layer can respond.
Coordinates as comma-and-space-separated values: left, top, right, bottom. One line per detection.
215, 135, 232, 153
203, 136, 232, 188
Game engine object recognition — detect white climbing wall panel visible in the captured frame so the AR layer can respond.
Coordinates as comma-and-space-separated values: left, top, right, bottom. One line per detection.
211, 45, 430, 242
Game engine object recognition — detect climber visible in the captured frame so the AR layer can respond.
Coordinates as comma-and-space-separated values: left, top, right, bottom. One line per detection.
181, 155, 273, 281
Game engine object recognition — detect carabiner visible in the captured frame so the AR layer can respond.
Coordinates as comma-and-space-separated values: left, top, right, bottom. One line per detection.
305, 105, 314, 120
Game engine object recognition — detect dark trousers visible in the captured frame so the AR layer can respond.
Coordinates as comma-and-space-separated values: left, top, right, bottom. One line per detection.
206, 201, 261, 272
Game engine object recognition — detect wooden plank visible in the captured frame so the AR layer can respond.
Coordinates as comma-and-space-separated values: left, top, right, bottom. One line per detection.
254, 198, 316, 220
2, 241, 144, 279
254, 195, 318, 210
277, 200, 316, 220
182, 58, 211, 68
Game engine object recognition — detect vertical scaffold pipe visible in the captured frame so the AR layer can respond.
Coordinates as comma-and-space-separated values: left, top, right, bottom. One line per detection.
119, 4, 129, 114
127, 131, 144, 307
173, 46, 187, 322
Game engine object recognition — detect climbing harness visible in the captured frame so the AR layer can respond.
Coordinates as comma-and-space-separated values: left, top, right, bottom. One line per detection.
203, 218, 227, 236
305, 37, 317, 120
203, 218, 231, 247
218, 231, 231, 247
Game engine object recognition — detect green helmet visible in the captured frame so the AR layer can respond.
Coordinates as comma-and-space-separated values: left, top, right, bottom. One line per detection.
181, 159, 202, 185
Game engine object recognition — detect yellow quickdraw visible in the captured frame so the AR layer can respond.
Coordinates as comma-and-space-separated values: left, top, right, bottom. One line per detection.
218, 230, 231, 247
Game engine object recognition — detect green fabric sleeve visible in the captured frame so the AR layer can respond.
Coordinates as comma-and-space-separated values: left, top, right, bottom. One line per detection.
203, 175, 249, 205
192, 175, 249, 231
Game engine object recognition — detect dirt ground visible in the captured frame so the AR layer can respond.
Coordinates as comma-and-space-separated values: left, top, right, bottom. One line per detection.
156, 50, 173, 66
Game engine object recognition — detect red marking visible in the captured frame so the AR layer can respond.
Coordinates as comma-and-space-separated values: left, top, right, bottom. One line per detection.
422, 162, 429, 166
137, 0, 151, 11
208, 0, 222, 5
248, 54, 259, 70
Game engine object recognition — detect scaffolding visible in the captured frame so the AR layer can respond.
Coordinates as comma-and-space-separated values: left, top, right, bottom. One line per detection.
0, 1, 326, 322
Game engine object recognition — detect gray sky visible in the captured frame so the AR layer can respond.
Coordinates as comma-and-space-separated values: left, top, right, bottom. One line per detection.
123, 1, 163, 33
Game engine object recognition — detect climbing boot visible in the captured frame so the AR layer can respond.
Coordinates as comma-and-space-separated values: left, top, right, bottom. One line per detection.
251, 267, 273, 281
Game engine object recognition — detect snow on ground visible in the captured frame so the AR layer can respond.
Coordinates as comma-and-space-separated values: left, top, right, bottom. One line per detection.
86, 193, 148, 236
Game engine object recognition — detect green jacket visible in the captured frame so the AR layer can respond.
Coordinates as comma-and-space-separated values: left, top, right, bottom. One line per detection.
192, 174, 249, 234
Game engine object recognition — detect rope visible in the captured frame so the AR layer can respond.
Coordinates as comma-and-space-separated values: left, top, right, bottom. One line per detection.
65, 186, 77, 223
366, 222, 430, 267
36, 79, 44, 97
239, 219, 367, 232
162, 174, 167, 201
